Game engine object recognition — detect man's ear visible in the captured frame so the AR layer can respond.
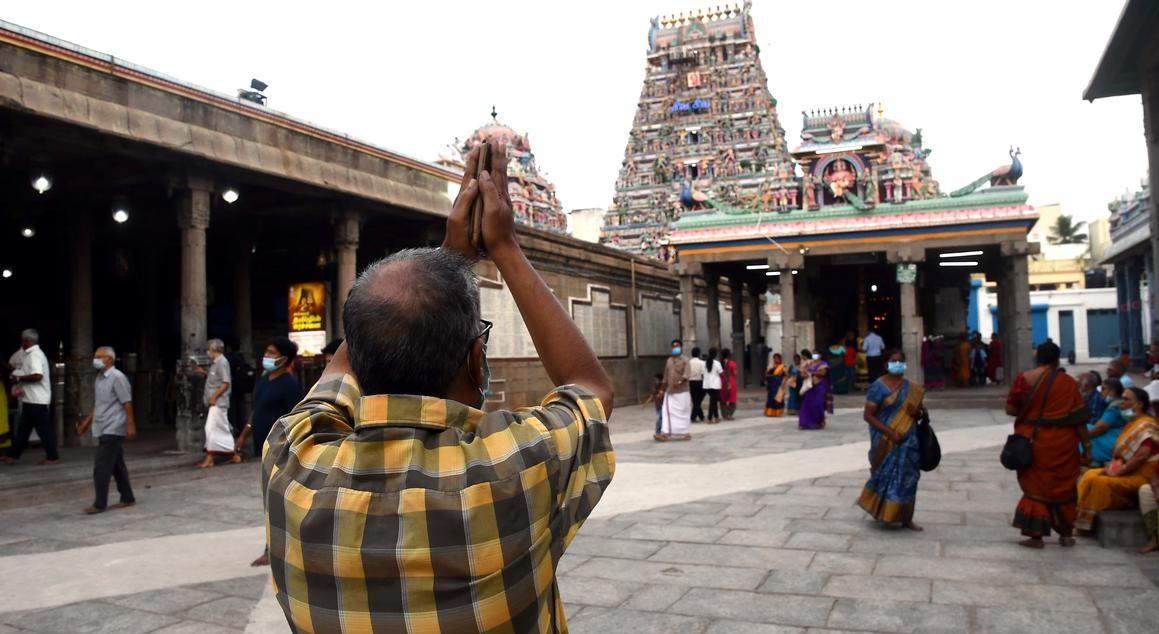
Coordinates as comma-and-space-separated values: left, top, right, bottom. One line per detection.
468, 338, 485, 389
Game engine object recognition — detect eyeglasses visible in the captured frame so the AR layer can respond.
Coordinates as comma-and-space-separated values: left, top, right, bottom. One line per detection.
477, 320, 492, 346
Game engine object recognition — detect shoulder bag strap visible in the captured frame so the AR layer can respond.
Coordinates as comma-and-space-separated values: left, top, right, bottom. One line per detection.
1016, 370, 1049, 423
1031, 369, 1062, 442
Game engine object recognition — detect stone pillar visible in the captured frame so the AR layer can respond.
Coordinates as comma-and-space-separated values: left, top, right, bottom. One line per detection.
333, 212, 361, 339
175, 177, 212, 452
1126, 257, 1147, 369
178, 182, 211, 355
1115, 264, 1130, 360
66, 210, 94, 447
729, 277, 746, 389
706, 271, 721, 350
1143, 68, 1159, 343
1001, 242, 1034, 377
888, 247, 925, 385
748, 284, 764, 384
770, 251, 805, 360
233, 238, 254, 362
675, 262, 701, 349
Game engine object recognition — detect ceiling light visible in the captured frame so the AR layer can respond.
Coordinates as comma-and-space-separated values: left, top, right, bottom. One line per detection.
222, 188, 239, 204
1, 269, 11, 279
765, 271, 781, 276
939, 261, 978, 267
20, 227, 34, 238
746, 264, 770, 270
871, 284, 878, 292
798, 246, 810, 255
32, 175, 51, 194
792, 270, 799, 275
112, 209, 129, 224
939, 250, 984, 259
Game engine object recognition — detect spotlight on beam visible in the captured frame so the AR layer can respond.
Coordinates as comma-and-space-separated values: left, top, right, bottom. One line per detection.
238, 78, 269, 105
21, 227, 35, 238
32, 175, 51, 194
1, 269, 12, 279
222, 188, 239, 204
112, 208, 129, 224
871, 284, 878, 292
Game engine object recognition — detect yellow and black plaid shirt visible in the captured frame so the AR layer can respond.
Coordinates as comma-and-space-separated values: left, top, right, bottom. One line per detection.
261, 373, 614, 633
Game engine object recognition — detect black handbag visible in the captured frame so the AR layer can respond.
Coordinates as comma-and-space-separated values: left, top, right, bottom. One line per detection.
1000, 369, 1059, 471
917, 410, 941, 471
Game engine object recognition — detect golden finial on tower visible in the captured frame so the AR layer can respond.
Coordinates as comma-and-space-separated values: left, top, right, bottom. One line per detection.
876, 103, 884, 120
696, 8, 705, 21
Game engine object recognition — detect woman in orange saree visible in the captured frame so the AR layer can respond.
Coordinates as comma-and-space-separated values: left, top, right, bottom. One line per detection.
1005, 342, 1091, 549
1075, 386, 1159, 535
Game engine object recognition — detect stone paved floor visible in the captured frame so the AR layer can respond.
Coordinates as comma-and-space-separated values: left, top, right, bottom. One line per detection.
2, 402, 1157, 633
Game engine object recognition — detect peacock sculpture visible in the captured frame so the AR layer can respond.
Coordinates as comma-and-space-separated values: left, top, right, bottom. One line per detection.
949, 147, 1024, 197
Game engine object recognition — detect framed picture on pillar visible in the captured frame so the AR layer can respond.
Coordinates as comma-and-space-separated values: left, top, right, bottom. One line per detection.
896, 264, 917, 284
288, 282, 327, 356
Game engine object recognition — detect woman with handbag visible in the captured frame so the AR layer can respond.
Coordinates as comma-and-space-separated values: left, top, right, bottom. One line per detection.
1005, 342, 1091, 549
858, 350, 926, 529
798, 349, 832, 430
1075, 386, 1159, 536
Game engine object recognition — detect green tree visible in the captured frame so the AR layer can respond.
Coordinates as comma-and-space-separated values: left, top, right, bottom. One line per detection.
1048, 213, 1088, 245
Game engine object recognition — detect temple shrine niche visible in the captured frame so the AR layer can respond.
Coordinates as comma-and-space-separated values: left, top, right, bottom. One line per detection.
446, 109, 568, 234
599, 1, 794, 260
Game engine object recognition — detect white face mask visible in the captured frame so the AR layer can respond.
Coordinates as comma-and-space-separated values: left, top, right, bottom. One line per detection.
92, 358, 105, 371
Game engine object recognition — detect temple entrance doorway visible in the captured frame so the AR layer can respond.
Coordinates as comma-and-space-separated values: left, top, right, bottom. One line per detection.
804, 256, 900, 352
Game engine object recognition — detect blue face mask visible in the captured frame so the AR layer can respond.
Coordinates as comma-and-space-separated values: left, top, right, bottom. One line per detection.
887, 361, 907, 376
1105, 394, 1114, 403
477, 348, 491, 409
672, 347, 683, 356
262, 356, 280, 372
1122, 408, 1136, 419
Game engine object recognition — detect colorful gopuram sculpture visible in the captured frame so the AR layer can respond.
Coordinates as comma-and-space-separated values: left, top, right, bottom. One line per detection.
444, 109, 568, 234
602, 3, 1025, 260
599, 1, 794, 259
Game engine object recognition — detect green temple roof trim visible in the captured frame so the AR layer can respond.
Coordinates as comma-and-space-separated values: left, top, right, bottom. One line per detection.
674, 186, 1030, 231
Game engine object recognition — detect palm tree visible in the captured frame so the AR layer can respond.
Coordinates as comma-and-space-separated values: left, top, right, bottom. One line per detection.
1048, 214, 1088, 245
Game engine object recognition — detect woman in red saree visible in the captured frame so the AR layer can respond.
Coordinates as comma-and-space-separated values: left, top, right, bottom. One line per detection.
986, 335, 1004, 384
1005, 342, 1091, 549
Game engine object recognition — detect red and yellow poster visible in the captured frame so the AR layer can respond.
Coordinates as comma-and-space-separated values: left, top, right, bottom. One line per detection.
288, 282, 327, 356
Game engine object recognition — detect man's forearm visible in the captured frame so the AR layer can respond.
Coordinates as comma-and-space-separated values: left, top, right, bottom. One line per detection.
214, 384, 230, 402
491, 244, 612, 410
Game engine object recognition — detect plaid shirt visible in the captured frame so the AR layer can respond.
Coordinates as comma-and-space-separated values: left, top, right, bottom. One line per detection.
262, 373, 614, 633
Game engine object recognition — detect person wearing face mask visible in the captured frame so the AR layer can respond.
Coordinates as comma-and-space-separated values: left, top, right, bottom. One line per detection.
1084, 378, 1126, 467
76, 346, 136, 514
234, 337, 303, 567
193, 338, 237, 469
858, 350, 926, 530
1006, 341, 1091, 549
1076, 386, 1159, 537
234, 338, 303, 461
798, 348, 832, 430
260, 143, 615, 633
658, 339, 693, 439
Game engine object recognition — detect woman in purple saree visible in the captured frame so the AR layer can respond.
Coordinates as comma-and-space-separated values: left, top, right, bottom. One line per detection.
799, 349, 833, 430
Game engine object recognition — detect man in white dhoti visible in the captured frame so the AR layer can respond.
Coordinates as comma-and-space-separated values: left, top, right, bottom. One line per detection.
194, 338, 239, 468
659, 338, 693, 441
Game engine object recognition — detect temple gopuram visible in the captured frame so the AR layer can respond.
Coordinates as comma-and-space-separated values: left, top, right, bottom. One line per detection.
600, 1, 792, 259
605, 2, 1041, 384
446, 110, 568, 234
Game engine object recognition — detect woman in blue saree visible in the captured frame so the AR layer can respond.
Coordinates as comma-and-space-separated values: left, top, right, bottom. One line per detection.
787, 354, 802, 414
798, 349, 832, 430
858, 350, 926, 530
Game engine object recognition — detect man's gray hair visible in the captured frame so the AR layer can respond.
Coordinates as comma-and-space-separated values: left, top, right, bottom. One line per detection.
207, 338, 226, 353
344, 248, 480, 397
97, 346, 116, 361
1080, 372, 1099, 391
20, 328, 38, 344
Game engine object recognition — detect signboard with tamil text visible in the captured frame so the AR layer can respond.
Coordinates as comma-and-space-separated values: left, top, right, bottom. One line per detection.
288, 282, 327, 356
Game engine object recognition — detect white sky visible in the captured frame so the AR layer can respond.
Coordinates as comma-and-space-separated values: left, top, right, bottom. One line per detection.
5, 0, 1148, 222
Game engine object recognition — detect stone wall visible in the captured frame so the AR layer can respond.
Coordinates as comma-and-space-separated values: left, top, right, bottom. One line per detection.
479, 226, 680, 408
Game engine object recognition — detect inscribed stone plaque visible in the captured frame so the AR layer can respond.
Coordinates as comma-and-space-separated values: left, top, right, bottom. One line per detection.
571, 287, 628, 357
636, 295, 680, 356
480, 285, 537, 358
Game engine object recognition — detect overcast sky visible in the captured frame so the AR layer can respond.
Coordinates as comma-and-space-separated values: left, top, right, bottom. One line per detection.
5, 1, 1147, 222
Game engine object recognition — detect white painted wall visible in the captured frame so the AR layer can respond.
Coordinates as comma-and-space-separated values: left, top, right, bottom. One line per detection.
976, 286, 1151, 363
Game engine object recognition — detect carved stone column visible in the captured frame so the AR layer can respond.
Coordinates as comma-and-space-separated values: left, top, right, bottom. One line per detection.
888, 247, 925, 385
175, 176, 212, 452
729, 277, 746, 389
333, 211, 361, 339
675, 262, 701, 349
1000, 241, 1034, 377
233, 238, 253, 362
769, 251, 804, 360
66, 210, 94, 447
748, 283, 764, 385
1126, 257, 1146, 369
706, 270, 721, 350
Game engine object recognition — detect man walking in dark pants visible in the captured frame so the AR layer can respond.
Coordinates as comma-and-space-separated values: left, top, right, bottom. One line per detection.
1, 329, 57, 465
77, 346, 137, 514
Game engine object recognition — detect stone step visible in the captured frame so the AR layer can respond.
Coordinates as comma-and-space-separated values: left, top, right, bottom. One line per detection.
1097, 509, 1149, 549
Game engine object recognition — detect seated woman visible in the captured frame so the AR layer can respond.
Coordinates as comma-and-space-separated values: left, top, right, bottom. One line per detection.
765, 353, 787, 417
1076, 386, 1159, 536
1085, 379, 1126, 466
